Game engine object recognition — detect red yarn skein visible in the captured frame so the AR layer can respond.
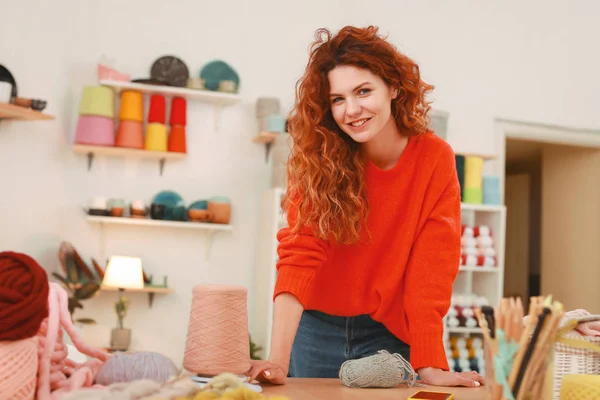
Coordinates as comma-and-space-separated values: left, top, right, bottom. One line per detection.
0, 251, 49, 340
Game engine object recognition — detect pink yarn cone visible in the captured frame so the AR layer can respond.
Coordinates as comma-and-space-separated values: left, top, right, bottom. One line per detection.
183, 285, 251, 376
0, 337, 38, 400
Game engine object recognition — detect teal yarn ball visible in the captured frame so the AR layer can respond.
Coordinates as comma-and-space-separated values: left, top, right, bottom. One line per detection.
199, 60, 240, 92
95, 351, 179, 385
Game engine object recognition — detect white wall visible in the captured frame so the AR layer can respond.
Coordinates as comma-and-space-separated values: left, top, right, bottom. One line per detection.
1, 0, 599, 366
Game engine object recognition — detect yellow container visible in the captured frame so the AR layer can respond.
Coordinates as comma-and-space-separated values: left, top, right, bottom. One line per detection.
145, 123, 167, 151
79, 86, 114, 118
119, 90, 144, 122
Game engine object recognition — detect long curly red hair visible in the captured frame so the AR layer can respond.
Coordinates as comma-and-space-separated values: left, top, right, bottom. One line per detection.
284, 25, 434, 244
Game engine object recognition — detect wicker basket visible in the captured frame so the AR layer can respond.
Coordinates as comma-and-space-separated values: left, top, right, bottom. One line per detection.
552, 314, 600, 400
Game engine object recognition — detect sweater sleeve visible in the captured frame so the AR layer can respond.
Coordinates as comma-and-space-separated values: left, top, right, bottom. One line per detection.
403, 149, 462, 372
273, 195, 330, 305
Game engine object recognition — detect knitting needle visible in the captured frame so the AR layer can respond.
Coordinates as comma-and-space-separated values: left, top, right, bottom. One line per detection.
513, 304, 551, 399
521, 300, 564, 399
508, 297, 539, 389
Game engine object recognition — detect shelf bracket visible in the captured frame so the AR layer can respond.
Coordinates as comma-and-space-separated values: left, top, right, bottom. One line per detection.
86, 152, 94, 171
159, 158, 166, 176
264, 143, 272, 163
148, 292, 155, 308
214, 105, 223, 133
205, 231, 218, 260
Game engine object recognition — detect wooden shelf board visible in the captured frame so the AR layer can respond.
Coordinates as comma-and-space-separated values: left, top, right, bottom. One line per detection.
459, 266, 499, 273
86, 215, 233, 232
0, 103, 55, 120
253, 132, 279, 144
461, 203, 505, 212
73, 144, 186, 161
455, 152, 497, 160
100, 285, 173, 294
446, 327, 483, 334
99, 80, 241, 106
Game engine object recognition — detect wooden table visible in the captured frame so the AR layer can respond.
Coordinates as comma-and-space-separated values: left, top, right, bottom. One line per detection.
261, 378, 487, 399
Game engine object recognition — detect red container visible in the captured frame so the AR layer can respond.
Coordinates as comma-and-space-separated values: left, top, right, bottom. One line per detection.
169, 96, 187, 126
168, 125, 187, 153
148, 94, 166, 123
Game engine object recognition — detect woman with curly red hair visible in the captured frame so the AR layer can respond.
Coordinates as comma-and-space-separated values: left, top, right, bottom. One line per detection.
247, 25, 484, 389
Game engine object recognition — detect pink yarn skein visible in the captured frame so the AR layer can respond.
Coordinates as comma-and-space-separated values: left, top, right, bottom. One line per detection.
35, 283, 111, 400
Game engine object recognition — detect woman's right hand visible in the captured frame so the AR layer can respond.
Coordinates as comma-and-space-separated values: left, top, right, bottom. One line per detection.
245, 359, 288, 385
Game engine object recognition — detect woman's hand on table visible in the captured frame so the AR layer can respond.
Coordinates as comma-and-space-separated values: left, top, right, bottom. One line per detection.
418, 367, 484, 388
245, 359, 288, 385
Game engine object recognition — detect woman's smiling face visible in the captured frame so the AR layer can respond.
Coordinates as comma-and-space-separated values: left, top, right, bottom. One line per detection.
328, 65, 398, 143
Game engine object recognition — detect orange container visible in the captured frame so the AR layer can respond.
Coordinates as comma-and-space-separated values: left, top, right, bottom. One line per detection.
118, 90, 144, 122
168, 125, 187, 153
116, 120, 143, 149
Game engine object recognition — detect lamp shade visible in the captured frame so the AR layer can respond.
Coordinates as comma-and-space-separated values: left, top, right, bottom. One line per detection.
102, 256, 144, 289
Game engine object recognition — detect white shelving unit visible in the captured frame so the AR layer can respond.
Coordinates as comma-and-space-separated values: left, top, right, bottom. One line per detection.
252, 187, 506, 360
253, 188, 285, 359
451, 204, 506, 311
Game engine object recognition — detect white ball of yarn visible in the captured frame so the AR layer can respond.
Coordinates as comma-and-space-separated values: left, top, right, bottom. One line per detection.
95, 351, 179, 385
339, 350, 416, 388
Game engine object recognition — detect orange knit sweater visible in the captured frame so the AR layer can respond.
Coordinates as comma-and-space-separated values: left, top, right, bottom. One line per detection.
274, 132, 461, 371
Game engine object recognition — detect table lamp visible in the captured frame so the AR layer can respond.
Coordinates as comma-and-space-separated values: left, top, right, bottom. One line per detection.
102, 255, 144, 350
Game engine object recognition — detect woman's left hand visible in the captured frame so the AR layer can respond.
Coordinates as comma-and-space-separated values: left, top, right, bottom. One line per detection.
418, 367, 484, 388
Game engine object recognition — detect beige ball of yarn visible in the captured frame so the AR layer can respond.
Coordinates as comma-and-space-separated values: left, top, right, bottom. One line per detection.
95, 351, 179, 385
339, 350, 417, 388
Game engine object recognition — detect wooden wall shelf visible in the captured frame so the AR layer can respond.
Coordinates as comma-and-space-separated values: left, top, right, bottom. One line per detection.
74, 283, 173, 307
253, 132, 279, 162
0, 103, 54, 121
99, 80, 241, 106
73, 144, 186, 176
86, 214, 233, 261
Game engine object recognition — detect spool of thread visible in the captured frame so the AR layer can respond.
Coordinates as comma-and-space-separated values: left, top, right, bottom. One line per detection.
145, 123, 168, 151
119, 90, 144, 122
95, 351, 179, 385
464, 156, 483, 188
168, 125, 187, 153
455, 155, 465, 200
463, 187, 483, 204
170, 97, 187, 126
483, 175, 501, 205
0, 337, 38, 400
183, 285, 251, 376
148, 94, 166, 124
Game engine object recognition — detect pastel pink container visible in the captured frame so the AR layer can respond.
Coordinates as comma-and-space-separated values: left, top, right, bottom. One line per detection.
74, 115, 115, 146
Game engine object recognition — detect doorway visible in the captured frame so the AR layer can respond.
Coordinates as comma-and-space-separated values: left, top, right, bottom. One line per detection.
502, 130, 600, 313
504, 139, 542, 308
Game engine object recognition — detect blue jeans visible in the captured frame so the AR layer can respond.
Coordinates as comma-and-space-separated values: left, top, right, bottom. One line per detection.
289, 310, 411, 378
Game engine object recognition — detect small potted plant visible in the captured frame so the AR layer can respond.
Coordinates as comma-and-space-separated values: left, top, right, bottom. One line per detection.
111, 292, 131, 350
53, 244, 101, 325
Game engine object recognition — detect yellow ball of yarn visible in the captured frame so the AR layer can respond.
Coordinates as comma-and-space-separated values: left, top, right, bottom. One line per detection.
220, 387, 264, 400
560, 374, 600, 399
193, 392, 220, 400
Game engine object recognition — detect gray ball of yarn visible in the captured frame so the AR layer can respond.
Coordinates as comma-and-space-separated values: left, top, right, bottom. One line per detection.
95, 351, 180, 385
339, 350, 417, 388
